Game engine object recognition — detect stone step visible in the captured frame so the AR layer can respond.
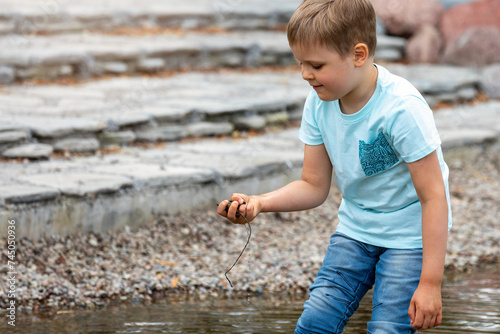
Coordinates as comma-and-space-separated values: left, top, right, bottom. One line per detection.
0, 0, 300, 35
0, 128, 305, 239
0, 70, 308, 157
0, 96, 499, 240
0, 64, 492, 159
0, 31, 406, 84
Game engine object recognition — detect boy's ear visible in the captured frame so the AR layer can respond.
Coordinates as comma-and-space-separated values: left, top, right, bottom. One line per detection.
353, 43, 369, 67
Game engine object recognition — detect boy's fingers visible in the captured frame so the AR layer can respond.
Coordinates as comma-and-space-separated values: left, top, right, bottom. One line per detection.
408, 300, 415, 322
231, 193, 248, 205
409, 300, 421, 329
217, 195, 257, 224
427, 314, 437, 330
227, 200, 239, 220
217, 200, 229, 216
435, 312, 442, 327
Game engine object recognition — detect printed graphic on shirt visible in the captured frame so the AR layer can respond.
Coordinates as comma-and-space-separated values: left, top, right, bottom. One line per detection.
359, 133, 399, 176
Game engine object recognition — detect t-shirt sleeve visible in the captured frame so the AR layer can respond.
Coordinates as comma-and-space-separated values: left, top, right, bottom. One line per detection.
298, 90, 324, 146
388, 96, 441, 163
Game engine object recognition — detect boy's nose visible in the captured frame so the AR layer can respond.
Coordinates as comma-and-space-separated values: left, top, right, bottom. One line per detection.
302, 67, 314, 81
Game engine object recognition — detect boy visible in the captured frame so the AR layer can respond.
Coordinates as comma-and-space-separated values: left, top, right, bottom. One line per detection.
218, 0, 451, 332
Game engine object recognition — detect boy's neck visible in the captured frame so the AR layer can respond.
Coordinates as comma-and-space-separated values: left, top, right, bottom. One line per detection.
339, 63, 378, 115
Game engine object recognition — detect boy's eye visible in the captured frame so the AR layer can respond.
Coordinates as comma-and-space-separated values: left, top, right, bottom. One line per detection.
312, 65, 323, 70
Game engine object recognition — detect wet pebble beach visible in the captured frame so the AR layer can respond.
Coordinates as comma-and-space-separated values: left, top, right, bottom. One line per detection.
1, 142, 499, 314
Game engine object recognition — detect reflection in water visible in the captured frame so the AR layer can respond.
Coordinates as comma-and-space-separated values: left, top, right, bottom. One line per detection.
3, 270, 499, 333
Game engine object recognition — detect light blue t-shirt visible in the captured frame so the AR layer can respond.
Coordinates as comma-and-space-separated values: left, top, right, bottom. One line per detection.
298, 64, 452, 249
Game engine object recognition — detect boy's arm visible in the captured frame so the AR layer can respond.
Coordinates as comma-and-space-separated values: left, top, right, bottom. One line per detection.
406, 150, 448, 330
220, 143, 333, 223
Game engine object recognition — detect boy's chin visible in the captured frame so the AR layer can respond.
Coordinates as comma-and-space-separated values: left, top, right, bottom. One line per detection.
316, 94, 337, 102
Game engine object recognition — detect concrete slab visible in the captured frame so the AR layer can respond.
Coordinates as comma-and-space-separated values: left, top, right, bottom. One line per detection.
2, 117, 107, 138
386, 64, 480, 94
2, 143, 53, 159
91, 163, 215, 188
440, 129, 499, 149
0, 31, 409, 82
18, 173, 133, 197
139, 140, 303, 180
434, 101, 500, 131
0, 185, 60, 205
0, 131, 28, 144
0, 0, 299, 34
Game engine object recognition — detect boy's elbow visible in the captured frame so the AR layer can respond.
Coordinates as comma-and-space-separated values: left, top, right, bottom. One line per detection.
301, 175, 331, 207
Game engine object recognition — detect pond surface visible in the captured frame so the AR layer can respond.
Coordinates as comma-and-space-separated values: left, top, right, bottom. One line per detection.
3, 269, 500, 333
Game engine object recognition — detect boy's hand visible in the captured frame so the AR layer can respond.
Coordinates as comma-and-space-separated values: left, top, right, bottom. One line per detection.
408, 282, 443, 330
217, 193, 262, 224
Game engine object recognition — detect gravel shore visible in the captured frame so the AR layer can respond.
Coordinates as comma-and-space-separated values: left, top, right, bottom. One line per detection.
1, 141, 499, 314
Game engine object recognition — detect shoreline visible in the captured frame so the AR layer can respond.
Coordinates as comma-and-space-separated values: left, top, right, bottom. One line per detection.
1, 142, 499, 316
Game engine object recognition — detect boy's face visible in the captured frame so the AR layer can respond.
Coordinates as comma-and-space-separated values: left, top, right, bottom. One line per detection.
291, 43, 356, 102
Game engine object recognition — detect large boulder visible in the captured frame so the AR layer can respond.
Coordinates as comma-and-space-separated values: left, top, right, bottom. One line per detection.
406, 24, 442, 63
442, 26, 500, 66
371, 0, 444, 36
440, 0, 500, 45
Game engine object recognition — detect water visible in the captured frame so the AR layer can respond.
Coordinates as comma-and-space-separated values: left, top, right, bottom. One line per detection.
3, 269, 500, 333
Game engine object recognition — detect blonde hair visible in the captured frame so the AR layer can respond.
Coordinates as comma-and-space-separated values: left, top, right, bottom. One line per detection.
287, 0, 377, 58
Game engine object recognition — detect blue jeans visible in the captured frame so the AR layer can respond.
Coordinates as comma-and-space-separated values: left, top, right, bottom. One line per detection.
295, 232, 422, 334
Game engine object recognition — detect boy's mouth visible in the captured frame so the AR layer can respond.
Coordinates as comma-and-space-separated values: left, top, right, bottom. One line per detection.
312, 85, 323, 90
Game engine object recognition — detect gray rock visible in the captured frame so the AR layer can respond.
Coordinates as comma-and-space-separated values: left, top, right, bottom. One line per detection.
385, 64, 480, 94
98, 61, 128, 74
135, 125, 187, 142
137, 58, 166, 71
7, 117, 106, 138
423, 95, 438, 108
91, 164, 214, 187
0, 66, 15, 84
376, 16, 386, 35
0, 131, 28, 144
232, 115, 267, 130
186, 122, 234, 137
101, 131, 136, 146
18, 173, 133, 197
35, 48, 86, 66
0, 185, 59, 205
141, 106, 192, 123
377, 35, 407, 52
374, 49, 403, 62
440, 129, 498, 149
265, 111, 289, 125
434, 101, 500, 131
480, 64, 500, 99
374, 35, 407, 62
52, 137, 100, 152
93, 114, 150, 130
2, 143, 53, 159
0, 51, 30, 67
456, 87, 477, 101
35, 21, 84, 34
58, 65, 74, 76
